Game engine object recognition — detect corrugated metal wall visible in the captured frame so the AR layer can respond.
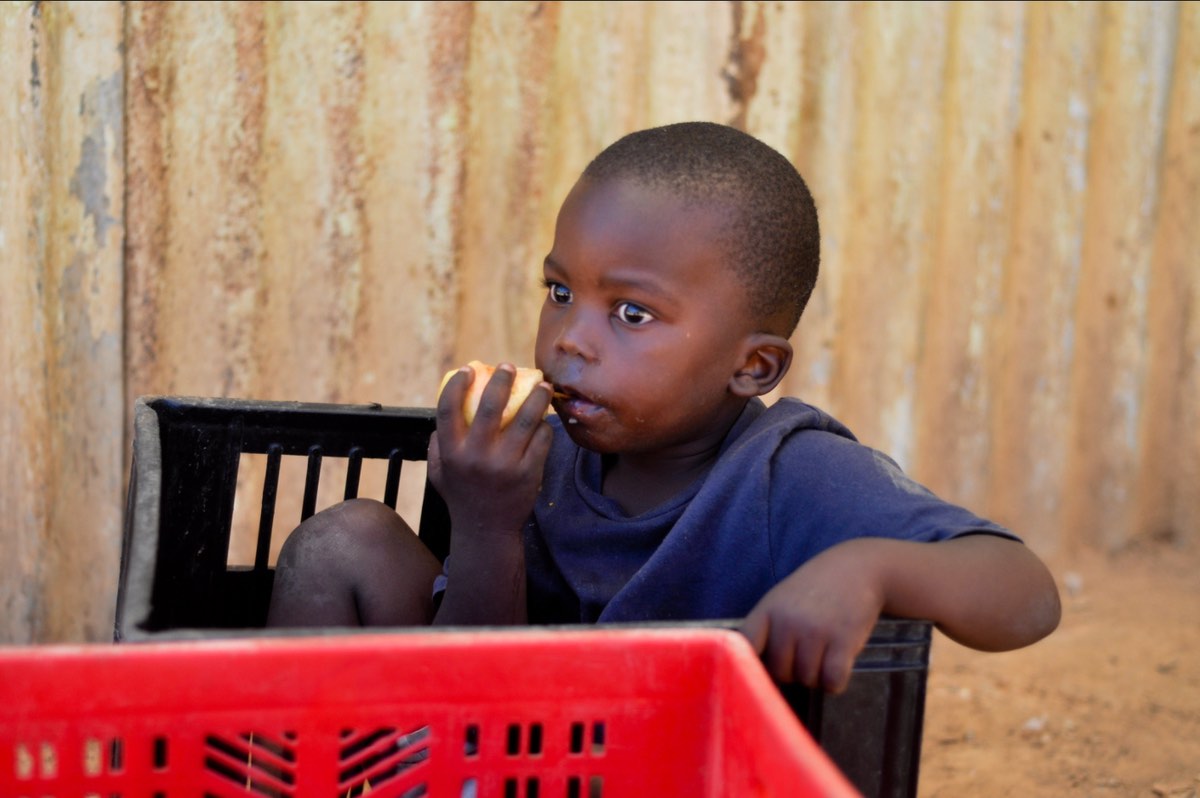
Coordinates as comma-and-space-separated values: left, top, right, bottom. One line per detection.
2, 0, 1196, 643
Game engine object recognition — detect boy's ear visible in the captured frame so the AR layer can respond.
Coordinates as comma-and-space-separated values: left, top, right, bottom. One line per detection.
729, 334, 793, 398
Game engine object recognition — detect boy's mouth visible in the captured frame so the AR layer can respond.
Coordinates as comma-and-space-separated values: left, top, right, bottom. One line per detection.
550, 383, 605, 424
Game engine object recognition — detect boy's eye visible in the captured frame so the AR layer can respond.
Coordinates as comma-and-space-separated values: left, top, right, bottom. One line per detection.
546, 281, 572, 304
614, 301, 654, 326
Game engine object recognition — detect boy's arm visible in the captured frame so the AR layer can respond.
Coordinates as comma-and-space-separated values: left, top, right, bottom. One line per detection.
741, 533, 1061, 693
427, 364, 553, 626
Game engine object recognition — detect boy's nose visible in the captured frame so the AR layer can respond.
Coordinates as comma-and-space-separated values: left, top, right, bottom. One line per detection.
553, 311, 599, 362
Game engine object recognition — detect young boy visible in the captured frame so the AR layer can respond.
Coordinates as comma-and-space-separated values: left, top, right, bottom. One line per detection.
267, 122, 1061, 693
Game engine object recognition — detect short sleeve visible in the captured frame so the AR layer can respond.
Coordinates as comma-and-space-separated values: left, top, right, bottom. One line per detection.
767, 428, 1019, 577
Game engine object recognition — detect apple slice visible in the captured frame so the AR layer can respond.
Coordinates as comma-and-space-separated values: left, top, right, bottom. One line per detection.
438, 361, 546, 427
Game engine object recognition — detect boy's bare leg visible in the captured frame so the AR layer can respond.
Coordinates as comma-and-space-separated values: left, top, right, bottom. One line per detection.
266, 498, 442, 628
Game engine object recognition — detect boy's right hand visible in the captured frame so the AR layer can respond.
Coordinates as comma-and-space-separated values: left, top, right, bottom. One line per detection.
428, 363, 554, 537
739, 538, 885, 694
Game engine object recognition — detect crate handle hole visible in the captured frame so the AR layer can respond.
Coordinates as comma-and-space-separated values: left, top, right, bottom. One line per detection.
528, 723, 543, 756
569, 723, 584, 754
506, 723, 521, 755
591, 722, 605, 755
14, 743, 33, 779
83, 738, 102, 776
464, 724, 479, 757
110, 738, 124, 772
40, 742, 58, 778
153, 736, 169, 769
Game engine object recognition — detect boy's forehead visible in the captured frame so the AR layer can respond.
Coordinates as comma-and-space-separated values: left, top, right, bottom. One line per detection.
558, 176, 733, 245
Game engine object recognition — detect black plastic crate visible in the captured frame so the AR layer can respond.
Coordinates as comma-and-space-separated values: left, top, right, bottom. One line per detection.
116, 396, 450, 636
116, 395, 930, 798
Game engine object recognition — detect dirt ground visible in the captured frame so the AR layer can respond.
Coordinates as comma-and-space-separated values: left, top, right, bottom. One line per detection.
918, 540, 1200, 797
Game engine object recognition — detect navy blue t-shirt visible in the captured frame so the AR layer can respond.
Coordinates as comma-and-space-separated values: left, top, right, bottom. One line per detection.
523, 397, 1016, 624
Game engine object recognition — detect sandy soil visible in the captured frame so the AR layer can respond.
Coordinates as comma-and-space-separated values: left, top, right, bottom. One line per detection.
919, 540, 1200, 797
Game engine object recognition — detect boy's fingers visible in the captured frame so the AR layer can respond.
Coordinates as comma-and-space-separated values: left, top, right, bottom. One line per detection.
756, 617, 800, 684
791, 637, 826, 689
513, 382, 553, 429
427, 432, 442, 476
739, 613, 836, 689
738, 611, 771, 656
819, 626, 872, 694
471, 363, 516, 430
820, 649, 854, 695
436, 367, 472, 438
520, 418, 554, 473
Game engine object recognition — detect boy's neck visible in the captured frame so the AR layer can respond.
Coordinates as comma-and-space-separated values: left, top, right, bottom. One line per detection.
599, 402, 748, 517
600, 451, 717, 517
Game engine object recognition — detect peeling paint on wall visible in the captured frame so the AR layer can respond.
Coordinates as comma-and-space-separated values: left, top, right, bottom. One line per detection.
69, 72, 122, 245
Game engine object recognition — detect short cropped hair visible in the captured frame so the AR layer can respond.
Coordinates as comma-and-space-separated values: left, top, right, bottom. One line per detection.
582, 121, 819, 334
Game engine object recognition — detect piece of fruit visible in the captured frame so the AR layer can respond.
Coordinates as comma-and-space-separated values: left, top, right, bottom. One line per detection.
438, 361, 545, 427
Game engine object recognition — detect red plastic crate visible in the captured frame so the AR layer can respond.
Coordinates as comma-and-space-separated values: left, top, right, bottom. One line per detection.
0, 628, 858, 797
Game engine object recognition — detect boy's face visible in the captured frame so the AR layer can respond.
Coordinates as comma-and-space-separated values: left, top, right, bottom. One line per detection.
535, 177, 757, 456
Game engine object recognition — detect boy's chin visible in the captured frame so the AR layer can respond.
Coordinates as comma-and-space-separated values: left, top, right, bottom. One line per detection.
553, 409, 621, 454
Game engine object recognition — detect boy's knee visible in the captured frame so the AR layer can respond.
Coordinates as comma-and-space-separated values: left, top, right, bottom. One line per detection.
300, 497, 409, 538
269, 498, 439, 627
278, 499, 413, 567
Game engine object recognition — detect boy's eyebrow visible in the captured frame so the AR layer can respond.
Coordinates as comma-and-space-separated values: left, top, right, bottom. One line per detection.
598, 272, 671, 300
543, 256, 673, 300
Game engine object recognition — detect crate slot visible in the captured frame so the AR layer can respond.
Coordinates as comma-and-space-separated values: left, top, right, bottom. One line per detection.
528, 723, 543, 756
344, 447, 364, 500
255, 444, 283, 569
568, 723, 583, 755
40, 741, 56, 778
153, 735, 169, 769
463, 725, 479, 758
204, 731, 296, 797
501, 776, 544, 798
338, 725, 430, 796
567, 775, 604, 798
506, 724, 521, 756
383, 450, 403, 508
301, 445, 323, 521
590, 723, 605, 755
228, 451, 308, 568
13, 742, 32, 779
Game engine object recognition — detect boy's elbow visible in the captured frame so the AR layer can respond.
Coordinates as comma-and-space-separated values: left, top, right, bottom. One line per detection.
947, 582, 1060, 653
1020, 578, 1062, 647
996, 553, 1063, 650
1020, 543, 1063, 644
941, 537, 1063, 651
